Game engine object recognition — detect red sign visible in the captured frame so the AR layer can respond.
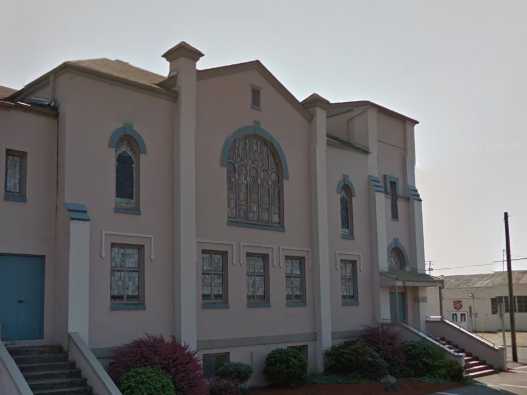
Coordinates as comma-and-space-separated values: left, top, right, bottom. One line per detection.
453, 300, 463, 311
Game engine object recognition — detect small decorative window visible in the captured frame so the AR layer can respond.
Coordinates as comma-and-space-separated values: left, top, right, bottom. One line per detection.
246, 253, 269, 307
111, 244, 145, 309
389, 180, 398, 220
340, 186, 354, 238
251, 86, 261, 110
389, 247, 406, 272
227, 135, 283, 228
115, 136, 140, 213
201, 250, 228, 308
285, 256, 306, 306
202, 353, 230, 378
4, 149, 27, 202
340, 260, 358, 306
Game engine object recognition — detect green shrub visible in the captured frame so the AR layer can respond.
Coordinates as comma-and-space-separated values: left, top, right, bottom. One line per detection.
431, 359, 464, 382
216, 362, 253, 384
402, 341, 449, 378
324, 341, 388, 380
119, 367, 176, 395
208, 378, 241, 395
264, 348, 307, 387
360, 326, 406, 377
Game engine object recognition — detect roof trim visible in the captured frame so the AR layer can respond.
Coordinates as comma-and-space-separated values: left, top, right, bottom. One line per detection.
331, 100, 419, 124
9, 62, 178, 103
0, 100, 58, 118
198, 60, 312, 122
327, 134, 370, 154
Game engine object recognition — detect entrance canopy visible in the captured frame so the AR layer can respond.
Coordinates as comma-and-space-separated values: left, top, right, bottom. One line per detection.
381, 271, 443, 288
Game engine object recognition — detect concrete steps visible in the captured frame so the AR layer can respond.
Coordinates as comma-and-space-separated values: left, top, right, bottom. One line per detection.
8, 344, 92, 395
438, 337, 498, 378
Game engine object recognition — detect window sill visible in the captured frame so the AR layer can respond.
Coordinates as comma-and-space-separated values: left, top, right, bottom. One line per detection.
251, 105, 262, 111
111, 303, 145, 311
287, 302, 307, 308
114, 207, 141, 215
227, 219, 285, 232
4, 193, 27, 203
202, 303, 230, 310
342, 300, 359, 307
247, 303, 271, 308
341, 232, 354, 240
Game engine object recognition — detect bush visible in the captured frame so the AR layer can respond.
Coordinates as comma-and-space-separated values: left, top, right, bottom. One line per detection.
108, 335, 207, 395
431, 359, 464, 382
208, 378, 241, 395
324, 340, 388, 380
216, 362, 253, 384
120, 367, 175, 395
402, 341, 449, 378
264, 348, 307, 387
360, 326, 406, 377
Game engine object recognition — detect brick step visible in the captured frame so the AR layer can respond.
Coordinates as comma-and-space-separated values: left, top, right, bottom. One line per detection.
465, 364, 493, 374
18, 361, 76, 373
29, 377, 87, 391
465, 360, 485, 369
24, 368, 82, 381
12, 353, 68, 365
465, 368, 497, 379
33, 387, 92, 395
7, 345, 64, 356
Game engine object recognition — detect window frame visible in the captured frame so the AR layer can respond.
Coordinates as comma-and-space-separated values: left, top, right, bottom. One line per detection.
340, 259, 359, 306
201, 249, 229, 309
389, 180, 399, 220
4, 149, 27, 203
110, 243, 145, 310
339, 186, 354, 239
246, 253, 270, 308
285, 256, 307, 307
114, 136, 141, 215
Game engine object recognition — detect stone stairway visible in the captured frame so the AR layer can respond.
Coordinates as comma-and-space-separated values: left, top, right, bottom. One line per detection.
7, 345, 92, 394
437, 337, 497, 378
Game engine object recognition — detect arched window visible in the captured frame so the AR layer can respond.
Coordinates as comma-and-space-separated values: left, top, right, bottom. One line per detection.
389, 247, 406, 271
340, 187, 354, 238
115, 136, 140, 212
226, 135, 283, 227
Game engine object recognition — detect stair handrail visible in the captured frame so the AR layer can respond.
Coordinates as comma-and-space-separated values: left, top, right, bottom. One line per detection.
436, 317, 502, 350
0, 340, 33, 395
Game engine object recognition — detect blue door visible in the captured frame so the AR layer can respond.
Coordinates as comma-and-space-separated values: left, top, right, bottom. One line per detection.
390, 291, 407, 323
0, 255, 45, 341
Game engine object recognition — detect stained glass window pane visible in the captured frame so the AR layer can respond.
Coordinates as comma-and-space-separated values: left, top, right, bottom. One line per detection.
6, 154, 22, 193
201, 251, 226, 304
247, 254, 268, 304
285, 257, 306, 304
110, 245, 143, 305
340, 260, 357, 303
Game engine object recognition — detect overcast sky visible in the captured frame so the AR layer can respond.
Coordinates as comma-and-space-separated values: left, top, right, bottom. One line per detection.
2, 1, 526, 275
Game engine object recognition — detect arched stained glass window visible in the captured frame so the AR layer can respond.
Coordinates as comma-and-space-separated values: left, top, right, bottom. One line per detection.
226, 135, 283, 227
115, 136, 140, 211
340, 186, 353, 238
389, 247, 406, 272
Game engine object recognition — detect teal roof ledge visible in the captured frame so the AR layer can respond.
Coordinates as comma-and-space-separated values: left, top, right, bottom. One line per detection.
65, 203, 90, 221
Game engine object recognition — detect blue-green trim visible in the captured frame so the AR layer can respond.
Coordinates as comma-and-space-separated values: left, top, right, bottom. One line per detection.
383, 175, 400, 194
408, 185, 422, 201
114, 207, 142, 215
247, 303, 271, 308
336, 174, 356, 196
202, 303, 230, 310
111, 303, 145, 311
368, 175, 384, 193
108, 124, 147, 154
227, 219, 285, 232
64, 202, 90, 222
387, 238, 411, 268
220, 122, 289, 179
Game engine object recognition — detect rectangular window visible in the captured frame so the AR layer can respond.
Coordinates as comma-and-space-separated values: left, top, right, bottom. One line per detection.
251, 86, 261, 110
491, 296, 511, 314
460, 313, 467, 322
247, 253, 269, 307
202, 353, 230, 379
110, 244, 145, 308
285, 256, 306, 306
451, 312, 458, 322
517, 296, 527, 313
389, 180, 398, 220
4, 149, 27, 202
340, 260, 358, 305
201, 250, 228, 307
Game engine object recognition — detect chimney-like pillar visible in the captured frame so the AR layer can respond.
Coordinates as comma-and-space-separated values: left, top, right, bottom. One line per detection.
162, 42, 204, 350
302, 93, 332, 371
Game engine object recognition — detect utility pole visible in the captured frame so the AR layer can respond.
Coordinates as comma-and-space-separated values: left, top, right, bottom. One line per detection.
505, 212, 518, 362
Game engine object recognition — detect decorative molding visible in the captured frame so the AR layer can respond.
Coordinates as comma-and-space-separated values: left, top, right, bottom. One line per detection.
240, 242, 277, 267
220, 122, 289, 179
383, 175, 400, 194
197, 239, 237, 266
336, 174, 356, 196
64, 203, 90, 222
408, 185, 422, 201
334, 250, 363, 272
197, 332, 317, 351
387, 238, 411, 269
279, 246, 311, 269
368, 175, 384, 193
100, 230, 155, 260
108, 123, 147, 154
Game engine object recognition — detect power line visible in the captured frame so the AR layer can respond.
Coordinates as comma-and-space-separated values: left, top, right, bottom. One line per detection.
429, 257, 527, 272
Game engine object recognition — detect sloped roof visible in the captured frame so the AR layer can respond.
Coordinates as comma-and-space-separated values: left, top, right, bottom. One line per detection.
443, 271, 527, 289
328, 100, 419, 124
0, 85, 16, 99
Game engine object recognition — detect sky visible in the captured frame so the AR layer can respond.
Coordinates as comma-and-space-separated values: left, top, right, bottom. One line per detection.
2, 0, 526, 275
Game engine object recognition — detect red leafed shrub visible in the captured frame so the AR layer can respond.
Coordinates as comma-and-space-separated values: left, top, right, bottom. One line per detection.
360, 326, 407, 377
109, 335, 208, 395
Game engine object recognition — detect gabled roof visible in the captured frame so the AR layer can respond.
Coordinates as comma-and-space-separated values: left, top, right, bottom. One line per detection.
198, 60, 312, 121
0, 85, 16, 99
329, 100, 419, 124
9, 58, 174, 101
443, 271, 527, 289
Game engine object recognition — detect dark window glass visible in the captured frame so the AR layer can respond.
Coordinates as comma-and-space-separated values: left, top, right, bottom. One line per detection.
115, 137, 139, 211
340, 260, 358, 305
285, 256, 306, 306
247, 254, 269, 306
116, 151, 134, 200
389, 248, 406, 271
201, 251, 228, 306
390, 180, 398, 220
340, 187, 353, 237
517, 296, 527, 313
4, 149, 27, 202
251, 87, 261, 109
111, 244, 144, 305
